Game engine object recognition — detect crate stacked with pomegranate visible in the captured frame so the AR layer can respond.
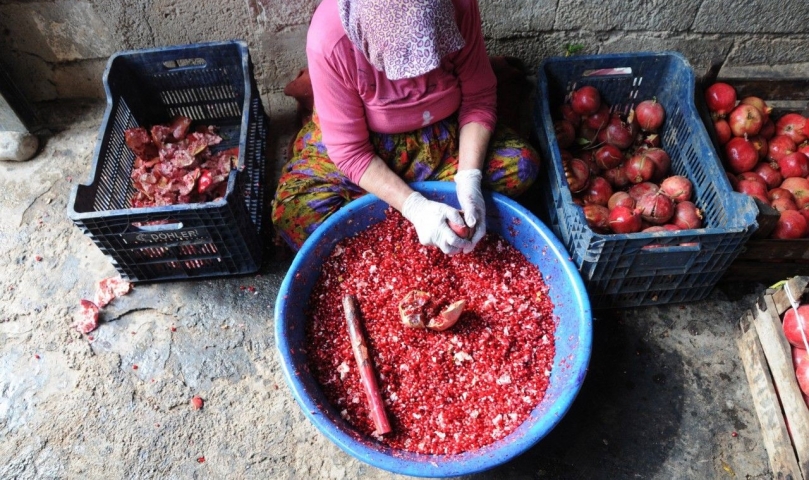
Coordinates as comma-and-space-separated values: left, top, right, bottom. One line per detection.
534, 52, 758, 309
705, 82, 809, 239
699, 67, 809, 282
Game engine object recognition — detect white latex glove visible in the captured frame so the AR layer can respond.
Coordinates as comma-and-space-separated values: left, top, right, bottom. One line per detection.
401, 192, 471, 255
455, 169, 486, 253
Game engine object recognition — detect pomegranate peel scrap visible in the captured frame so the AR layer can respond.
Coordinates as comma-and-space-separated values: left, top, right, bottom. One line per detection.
398, 290, 431, 329
93, 276, 133, 308
73, 299, 99, 334
447, 211, 474, 240
73, 276, 132, 335
427, 299, 467, 331
399, 290, 467, 332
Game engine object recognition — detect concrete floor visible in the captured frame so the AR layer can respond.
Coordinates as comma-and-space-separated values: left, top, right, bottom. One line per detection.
0, 96, 775, 479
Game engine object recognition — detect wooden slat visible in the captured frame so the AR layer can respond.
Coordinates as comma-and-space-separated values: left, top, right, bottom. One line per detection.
748, 198, 779, 240
754, 296, 809, 478
771, 277, 809, 315
718, 64, 809, 101
738, 311, 803, 478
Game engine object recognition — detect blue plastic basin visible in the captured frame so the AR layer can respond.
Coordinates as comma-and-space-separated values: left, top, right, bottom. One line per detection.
275, 181, 592, 477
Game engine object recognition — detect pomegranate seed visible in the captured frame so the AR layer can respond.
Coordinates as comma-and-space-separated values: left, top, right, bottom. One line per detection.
34, 354, 40, 360
191, 396, 204, 410
196, 456, 205, 463
731, 431, 738, 437
132, 365, 138, 370
34, 255, 43, 262
304, 208, 556, 455
171, 326, 177, 332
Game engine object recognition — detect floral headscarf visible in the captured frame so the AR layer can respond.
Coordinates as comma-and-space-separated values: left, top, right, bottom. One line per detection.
337, 0, 466, 81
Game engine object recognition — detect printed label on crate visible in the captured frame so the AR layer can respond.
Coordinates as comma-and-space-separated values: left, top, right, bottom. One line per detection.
122, 227, 211, 246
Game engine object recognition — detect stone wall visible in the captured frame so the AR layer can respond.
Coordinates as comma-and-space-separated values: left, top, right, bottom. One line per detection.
0, 0, 807, 104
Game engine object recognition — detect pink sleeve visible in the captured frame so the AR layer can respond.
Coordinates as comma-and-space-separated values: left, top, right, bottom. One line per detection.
307, 41, 376, 185
452, 0, 497, 132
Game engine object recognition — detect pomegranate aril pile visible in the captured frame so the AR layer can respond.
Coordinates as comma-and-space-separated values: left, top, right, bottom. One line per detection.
705, 82, 809, 239
555, 86, 701, 234
305, 209, 556, 455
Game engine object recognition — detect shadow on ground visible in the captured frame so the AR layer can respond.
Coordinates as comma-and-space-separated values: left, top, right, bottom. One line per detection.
473, 309, 684, 479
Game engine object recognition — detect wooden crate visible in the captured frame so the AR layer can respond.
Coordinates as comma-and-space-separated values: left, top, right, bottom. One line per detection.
737, 276, 809, 479
700, 65, 809, 283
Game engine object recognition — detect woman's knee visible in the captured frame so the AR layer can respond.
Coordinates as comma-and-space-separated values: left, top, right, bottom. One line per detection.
485, 134, 541, 197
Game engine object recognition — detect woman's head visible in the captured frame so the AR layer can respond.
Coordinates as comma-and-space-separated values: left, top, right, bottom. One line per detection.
337, 0, 465, 81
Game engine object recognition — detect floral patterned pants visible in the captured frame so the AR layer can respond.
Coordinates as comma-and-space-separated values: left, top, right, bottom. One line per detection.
271, 112, 540, 250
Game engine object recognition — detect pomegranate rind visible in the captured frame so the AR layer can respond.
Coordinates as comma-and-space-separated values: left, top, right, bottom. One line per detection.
448, 211, 474, 240
448, 220, 473, 240
94, 276, 133, 308
74, 299, 100, 334
427, 300, 467, 332
398, 290, 431, 329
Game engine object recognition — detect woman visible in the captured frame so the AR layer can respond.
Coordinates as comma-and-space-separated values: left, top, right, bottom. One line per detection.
271, 0, 540, 255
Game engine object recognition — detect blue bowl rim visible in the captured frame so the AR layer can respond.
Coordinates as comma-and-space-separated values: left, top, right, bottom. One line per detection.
274, 181, 592, 477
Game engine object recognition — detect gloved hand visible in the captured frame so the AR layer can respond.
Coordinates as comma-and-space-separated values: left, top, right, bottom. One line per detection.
401, 192, 470, 255
455, 169, 486, 253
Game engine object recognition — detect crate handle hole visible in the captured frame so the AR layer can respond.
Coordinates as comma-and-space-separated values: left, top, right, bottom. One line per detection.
640, 242, 700, 253
134, 222, 184, 232
162, 58, 207, 70
582, 67, 633, 78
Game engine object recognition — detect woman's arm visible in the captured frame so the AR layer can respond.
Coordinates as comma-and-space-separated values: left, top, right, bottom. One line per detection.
455, 119, 490, 253
356, 156, 414, 211
458, 120, 491, 172
359, 156, 472, 255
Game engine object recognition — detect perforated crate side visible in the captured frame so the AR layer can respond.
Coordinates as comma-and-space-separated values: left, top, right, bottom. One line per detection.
534, 52, 758, 308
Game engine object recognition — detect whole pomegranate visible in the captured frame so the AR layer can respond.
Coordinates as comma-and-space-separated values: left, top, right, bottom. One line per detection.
728, 104, 764, 137
705, 82, 737, 116
772, 209, 808, 239
725, 137, 759, 174
637, 192, 674, 225
608, 206, 643, 234
571, 85, 601, 116
635, 99, 665, 133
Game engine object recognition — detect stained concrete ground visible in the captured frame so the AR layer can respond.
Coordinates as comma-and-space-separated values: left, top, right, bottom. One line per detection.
0, 96, 775, 479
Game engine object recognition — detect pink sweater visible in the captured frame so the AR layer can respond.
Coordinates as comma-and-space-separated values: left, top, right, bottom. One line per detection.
306, 0, 497, 184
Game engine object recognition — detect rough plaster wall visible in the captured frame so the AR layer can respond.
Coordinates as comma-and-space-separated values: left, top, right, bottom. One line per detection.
0, 0, 807, 104
0, 1, 117, 100
247, 0, 319, 105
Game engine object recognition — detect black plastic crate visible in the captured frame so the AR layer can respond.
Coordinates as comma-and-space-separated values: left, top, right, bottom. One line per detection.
534, 52, 758, 309
68, 41, 268, 282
